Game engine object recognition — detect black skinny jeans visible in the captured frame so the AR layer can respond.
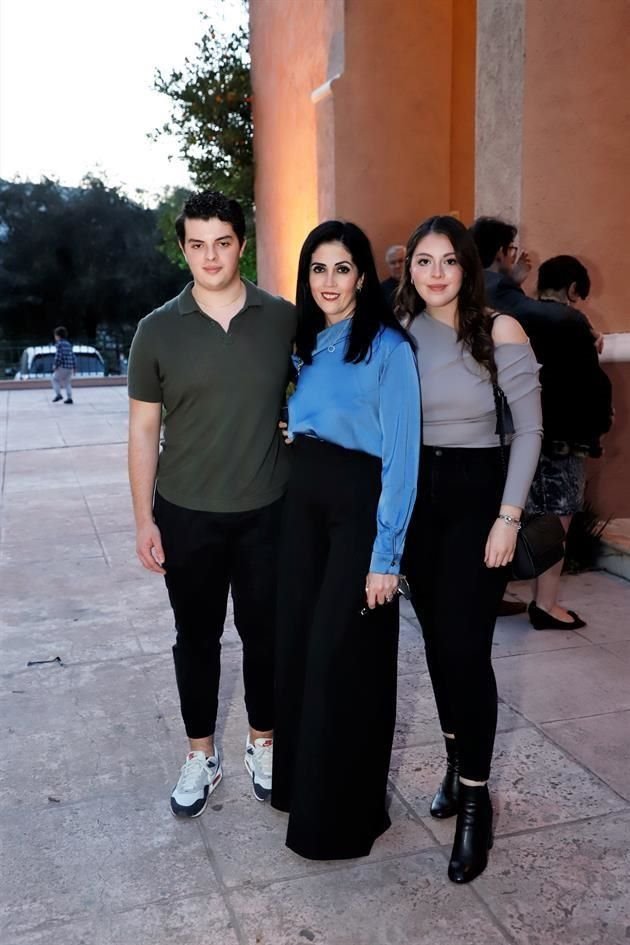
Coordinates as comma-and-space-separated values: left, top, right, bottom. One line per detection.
403, 446, 509, 782
153, 492, 283, 739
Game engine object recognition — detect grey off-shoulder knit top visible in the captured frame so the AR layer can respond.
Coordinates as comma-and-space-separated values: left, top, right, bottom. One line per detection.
410, 313, 542, 508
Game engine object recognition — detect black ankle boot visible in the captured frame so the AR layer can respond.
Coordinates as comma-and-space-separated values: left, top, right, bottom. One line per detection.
430, 737, 459, 818
448, 783, 493, 884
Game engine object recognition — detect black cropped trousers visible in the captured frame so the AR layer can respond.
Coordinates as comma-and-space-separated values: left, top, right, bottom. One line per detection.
403, 446, 509, 782
154, 491, 283, 739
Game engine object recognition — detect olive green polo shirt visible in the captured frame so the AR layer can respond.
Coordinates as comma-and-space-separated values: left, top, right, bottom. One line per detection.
128, 280, 296, 513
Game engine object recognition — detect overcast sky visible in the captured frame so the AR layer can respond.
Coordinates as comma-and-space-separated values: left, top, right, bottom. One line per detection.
0, 0, 246, 205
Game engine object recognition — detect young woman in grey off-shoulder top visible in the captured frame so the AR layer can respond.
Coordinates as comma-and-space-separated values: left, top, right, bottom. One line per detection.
397, 216, 542, 885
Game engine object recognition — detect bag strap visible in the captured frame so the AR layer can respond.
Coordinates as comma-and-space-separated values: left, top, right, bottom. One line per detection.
493, 385, 509, 481
489, 313, 510, 477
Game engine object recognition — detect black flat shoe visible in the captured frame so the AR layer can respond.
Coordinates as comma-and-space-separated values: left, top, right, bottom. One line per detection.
528, 601, 586, 631
430, 737, 459, 819
448, 783, 493, 884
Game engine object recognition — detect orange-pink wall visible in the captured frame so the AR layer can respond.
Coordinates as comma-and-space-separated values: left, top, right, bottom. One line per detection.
250, 0, 476, 295
519, 0, 630, 335
331, 0, 468, 272
450, 0, 477, 223
249, 0, 339, 300
518, 0, 630, 517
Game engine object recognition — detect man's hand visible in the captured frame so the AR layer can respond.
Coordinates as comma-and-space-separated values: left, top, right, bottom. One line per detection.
136, 521, 166, 574
365, 572, 399, 609
511, 251, 532, 286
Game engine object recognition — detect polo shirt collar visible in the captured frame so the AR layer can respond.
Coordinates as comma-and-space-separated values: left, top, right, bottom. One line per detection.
178, 279, 264, 316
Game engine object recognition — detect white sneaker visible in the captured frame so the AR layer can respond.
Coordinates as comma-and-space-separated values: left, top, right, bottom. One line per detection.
170, 749, 222, 818
244, 737, 273, 801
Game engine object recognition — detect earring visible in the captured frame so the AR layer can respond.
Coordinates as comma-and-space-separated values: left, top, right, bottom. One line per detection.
357, 280, 364, 293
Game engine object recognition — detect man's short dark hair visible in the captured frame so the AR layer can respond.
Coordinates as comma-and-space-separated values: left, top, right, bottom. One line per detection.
54, 326, 68, 339
537, 255, 591, 300
469, 217, 518, 268
175, 191, 246, 246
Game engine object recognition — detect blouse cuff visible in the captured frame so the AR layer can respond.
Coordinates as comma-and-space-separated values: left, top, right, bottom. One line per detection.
369, 550, 401, 575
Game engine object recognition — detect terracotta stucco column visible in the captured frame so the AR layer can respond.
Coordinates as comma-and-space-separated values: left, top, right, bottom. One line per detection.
250, 0, 476, 296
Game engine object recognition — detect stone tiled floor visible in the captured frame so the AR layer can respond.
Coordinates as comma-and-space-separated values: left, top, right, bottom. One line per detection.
1, 388, 629, 945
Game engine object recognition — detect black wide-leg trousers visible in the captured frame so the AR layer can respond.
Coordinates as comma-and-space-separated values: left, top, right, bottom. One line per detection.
272, 437, 399, 860
403, 446, 509, 783
154, 492, 283, 740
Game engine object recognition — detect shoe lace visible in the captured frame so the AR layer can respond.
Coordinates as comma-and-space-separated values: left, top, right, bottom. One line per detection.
178, 754, 211, 792
253, 741, 273, 778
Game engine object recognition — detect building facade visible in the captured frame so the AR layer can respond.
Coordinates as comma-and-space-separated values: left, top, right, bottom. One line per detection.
250, 0, 630, 517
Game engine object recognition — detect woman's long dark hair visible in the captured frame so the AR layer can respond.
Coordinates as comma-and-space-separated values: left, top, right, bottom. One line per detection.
295, 220, 412, 364
395, 215, 498, 382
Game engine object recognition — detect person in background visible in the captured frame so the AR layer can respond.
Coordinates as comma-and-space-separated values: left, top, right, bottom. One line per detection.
380, 244, 406, 308
526, 255, 613, 630
469, 216, 605, 619
51, 326, 76, 404
469, 216, 533, 322
272, 220, 420, 860
470, 216, 604, 353
398, 215, 542, 883
127, 191, 295, 818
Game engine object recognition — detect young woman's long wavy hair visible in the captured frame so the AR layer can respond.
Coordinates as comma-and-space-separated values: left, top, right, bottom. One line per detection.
295, 220, 412, 365
395, 215, 498, 382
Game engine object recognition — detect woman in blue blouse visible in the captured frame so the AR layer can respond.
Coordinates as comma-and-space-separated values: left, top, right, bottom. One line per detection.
271, 220, 421, 860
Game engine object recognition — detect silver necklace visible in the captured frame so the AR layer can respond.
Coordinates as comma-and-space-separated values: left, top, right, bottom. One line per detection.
326, 314, 353, 352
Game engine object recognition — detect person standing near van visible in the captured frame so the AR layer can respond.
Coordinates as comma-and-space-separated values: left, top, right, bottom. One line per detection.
51, 326, 76, 404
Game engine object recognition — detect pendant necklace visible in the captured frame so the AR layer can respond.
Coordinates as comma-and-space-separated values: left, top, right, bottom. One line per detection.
326, 312, 353, 352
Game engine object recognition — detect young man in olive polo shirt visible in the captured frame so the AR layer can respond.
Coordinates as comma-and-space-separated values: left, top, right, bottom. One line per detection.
128, 191, 296, 817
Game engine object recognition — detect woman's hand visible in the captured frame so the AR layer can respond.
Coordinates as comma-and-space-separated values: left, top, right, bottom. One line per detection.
365, 572, 399, 609
484, 517, 518, 569
278, 420, 293, 444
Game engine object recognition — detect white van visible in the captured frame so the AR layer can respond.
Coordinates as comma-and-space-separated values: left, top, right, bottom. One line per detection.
15, 345, 106, 379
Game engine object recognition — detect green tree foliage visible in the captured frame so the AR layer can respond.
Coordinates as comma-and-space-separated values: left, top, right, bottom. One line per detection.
156, 187, 192, 271
153, 15, 252, 208
0, 177, 187, 342
152, 7, 256, 280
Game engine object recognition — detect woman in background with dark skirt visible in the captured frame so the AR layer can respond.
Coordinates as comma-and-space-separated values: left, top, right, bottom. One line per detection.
271, 220, 420, 860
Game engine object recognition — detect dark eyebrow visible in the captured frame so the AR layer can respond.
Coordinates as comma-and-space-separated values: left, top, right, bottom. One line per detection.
186, 233, 234, 245
310, 259, 353, 266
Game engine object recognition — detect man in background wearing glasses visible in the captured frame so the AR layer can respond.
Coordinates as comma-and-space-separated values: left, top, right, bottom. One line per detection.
469, 217, 534, 327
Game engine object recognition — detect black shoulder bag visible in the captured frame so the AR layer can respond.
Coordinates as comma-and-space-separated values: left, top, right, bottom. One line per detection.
493, 384, 566, 580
